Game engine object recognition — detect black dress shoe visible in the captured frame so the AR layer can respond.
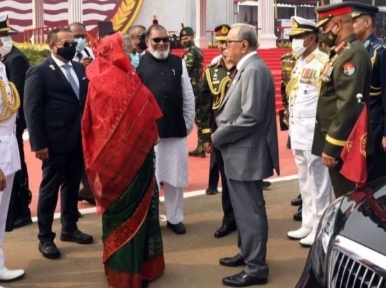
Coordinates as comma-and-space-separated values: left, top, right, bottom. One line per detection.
293, 206, 302, 222
188, 149, 206, 158
219, 254, 244, 267
60, 229, 93, 244
13, 216, 33, 229
206, 188, 218, 195
262, 181, 271, 189
167, 221, 186, 234
222, 271, 268, 287
214, 224, 237, 238
291, 194, 302, 206
39, 241, 61, 259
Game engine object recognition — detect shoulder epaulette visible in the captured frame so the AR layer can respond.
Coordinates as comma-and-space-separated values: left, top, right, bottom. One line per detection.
315, 52, 329, 64
281, 52, 294, 60
371, 39, 384, 52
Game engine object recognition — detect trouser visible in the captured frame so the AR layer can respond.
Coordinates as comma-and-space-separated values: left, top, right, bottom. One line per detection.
227, 179, 269, 278
214, 149, 236, 227
79, 160, 94, 200
292, 149, 332, 229
329, 166, 356, 199
0, 173, 15, 268
367, 123, 386, 182
37, 142, 83, 242
193, 106, 204, 152
163, 182, 184, 224
207, 152, 219, 189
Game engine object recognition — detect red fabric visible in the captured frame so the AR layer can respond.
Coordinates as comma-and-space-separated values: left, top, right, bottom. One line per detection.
82, 32, 162, 215
317, 6, 352, 19
340, 103, 368, 186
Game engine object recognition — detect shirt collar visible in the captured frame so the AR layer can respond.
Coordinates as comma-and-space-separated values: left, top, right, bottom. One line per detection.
236, 51, 257, 71
51, 53, 73, 67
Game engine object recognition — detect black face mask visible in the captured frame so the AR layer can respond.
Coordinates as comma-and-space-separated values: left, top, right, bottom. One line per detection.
56, 45, 76, 61
137, 33, 147, 51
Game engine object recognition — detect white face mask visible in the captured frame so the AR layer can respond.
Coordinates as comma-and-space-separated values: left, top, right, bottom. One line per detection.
0, 36, 13, 57
75, 37, 86, 52
291, 37, 310, 57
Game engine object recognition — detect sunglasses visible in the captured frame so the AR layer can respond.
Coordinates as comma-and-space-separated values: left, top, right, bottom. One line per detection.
149, 37, 170, 44
73, 34, 86, 39
60, 41, 77, 48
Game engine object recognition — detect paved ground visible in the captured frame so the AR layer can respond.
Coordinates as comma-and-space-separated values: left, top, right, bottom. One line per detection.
2, 179, 309, 288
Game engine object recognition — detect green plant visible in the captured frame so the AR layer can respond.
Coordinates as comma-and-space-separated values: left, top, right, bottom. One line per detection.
15, 44, 50, 66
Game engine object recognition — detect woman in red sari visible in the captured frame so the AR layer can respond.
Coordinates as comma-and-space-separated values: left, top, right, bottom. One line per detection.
82, 32, 164, 288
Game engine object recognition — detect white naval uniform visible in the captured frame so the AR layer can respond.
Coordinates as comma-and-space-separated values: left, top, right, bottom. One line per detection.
288, 48, 333, 231
0, 62, 20, 268
154, 61, 195, 224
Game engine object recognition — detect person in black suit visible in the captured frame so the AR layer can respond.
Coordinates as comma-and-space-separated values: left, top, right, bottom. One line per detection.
24, 28, 93, 259
0, 15, 32, 230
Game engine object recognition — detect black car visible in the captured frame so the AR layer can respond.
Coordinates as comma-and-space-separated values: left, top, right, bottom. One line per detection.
296, 177, 386, 288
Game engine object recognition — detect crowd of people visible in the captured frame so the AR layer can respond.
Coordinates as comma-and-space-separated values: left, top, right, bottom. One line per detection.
0, 1, 386, 287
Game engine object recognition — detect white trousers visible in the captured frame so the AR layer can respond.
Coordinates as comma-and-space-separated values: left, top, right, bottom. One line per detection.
0, 173, 15, 268
292, 150, 332, 230
163, 182, 184, 224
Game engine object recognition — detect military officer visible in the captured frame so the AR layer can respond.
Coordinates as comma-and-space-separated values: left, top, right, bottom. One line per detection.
352, 3, 386, 182
0, 45, 25, 281
200, 24, 237, 238
180, 25, 205, 158
313, 3, 373, 198
284, 17, 333, 247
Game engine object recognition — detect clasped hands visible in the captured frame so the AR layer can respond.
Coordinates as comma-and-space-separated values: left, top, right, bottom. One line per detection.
322, 152, 338, 168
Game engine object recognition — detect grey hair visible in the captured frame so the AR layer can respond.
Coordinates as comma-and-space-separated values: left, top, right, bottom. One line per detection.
231, 23, 258, 50
122, 33, 133, 53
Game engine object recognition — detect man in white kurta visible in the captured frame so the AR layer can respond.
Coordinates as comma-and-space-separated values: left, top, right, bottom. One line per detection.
136, 25, 195, 235
0, 60, 25, 281
286, 17, 333, 247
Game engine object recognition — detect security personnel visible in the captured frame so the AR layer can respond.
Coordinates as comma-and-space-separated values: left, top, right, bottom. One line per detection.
285, 17, 333, 247
352, 3, 386, 182
200, 24, 237, 238
0, 39, 25, 281
280, 50, 303, 221
180, 25, 204, 158
313, 3, 373, 198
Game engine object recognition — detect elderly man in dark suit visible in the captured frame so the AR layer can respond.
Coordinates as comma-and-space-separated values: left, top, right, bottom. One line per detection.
24, 28, 93, 260
0, 14, 32, 230
212, 23, 279, 287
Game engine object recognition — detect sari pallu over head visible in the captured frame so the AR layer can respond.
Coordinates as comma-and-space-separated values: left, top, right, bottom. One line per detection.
82, 32, 162, 215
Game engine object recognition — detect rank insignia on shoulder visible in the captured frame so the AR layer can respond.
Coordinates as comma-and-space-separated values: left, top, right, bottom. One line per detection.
343, 62, 356, 76
281, 52, 293, 60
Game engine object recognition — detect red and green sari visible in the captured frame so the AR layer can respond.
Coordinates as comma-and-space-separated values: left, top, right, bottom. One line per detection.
82, 33, 164, 288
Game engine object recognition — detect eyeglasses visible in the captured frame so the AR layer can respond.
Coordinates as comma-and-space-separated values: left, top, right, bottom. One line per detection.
224, 40, 244, 47
73, 34, 86, 39
149, 37, 170, 43
58, 41, 77, 48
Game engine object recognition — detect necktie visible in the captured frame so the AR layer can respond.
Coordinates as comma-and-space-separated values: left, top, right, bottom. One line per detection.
62, 64, 79, 99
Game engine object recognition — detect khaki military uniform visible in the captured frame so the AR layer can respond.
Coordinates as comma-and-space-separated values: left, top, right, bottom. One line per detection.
200, 57, 236, 228
280, 52, 297, 129
312, 34, 373, 197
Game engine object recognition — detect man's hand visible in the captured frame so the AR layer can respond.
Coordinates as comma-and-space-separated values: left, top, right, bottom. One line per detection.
80, 57, 92, 67
382, 136, 386, 152
322, 152, 338, 168
0, 169, 6, 191
35, 148, 49, 161
204, 142, 213, 154
155, 135, 160, 145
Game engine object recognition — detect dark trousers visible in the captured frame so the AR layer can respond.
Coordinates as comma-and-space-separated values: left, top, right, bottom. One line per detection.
214, 149, 236, 227
15, 124, 28, 187
37, 141, 82, 242
329, 167, 355, 199
79, 160, 94, 200
367, 124, 386, 182
208, 152, 220, 189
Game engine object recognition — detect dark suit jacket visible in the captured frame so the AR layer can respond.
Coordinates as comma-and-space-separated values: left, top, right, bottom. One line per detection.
2, 46, 30, 130
212, 53, 280, 181
24, 56, 88, 154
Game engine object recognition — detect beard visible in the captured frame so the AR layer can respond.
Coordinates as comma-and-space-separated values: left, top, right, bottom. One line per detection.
148, 45, 170, 60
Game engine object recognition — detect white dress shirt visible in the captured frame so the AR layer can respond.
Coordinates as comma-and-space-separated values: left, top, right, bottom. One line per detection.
51, 54, 79, 87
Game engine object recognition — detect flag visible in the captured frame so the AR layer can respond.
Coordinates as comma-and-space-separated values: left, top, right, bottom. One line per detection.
340, 103, 368, 186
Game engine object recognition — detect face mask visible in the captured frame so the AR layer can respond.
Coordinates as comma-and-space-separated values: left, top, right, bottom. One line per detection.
137, 34, 147, 51
182, 40, 192, 48
130, 52, 140, 68
0, 36, 13, 57
291, 37, 310, 56
319, 23, 338, 48
56, 45, 76, 61
75, 38, 86, 52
